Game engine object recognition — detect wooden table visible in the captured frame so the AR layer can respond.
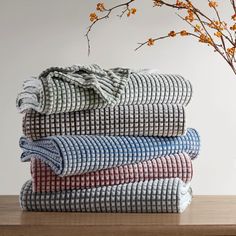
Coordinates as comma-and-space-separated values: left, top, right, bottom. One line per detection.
0, 195, 236, 236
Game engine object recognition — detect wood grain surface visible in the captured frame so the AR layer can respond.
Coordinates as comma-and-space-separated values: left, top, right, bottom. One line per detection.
0, 195, 236, 236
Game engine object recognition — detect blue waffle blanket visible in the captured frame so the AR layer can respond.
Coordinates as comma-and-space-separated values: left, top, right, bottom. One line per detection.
20, 128, 200, 177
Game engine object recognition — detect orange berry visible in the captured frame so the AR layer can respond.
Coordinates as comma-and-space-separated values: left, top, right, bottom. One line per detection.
180, 30, 189, 36
147, 38, 155, 46
232, 14, 236, 21
214, 31, 222, 37
199, 34, 213, 45
227, 47, 235, 56
230, 23, 236, 30
131, 8, 137, 14
168, 31, 177, 37
96, 3, 105, 12
89, 12, 98, 22
209, 1, 218, 8
153, 0, 163, 7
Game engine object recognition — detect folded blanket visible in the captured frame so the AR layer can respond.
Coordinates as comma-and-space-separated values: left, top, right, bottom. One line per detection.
20, 128, 200, 176
20, 178, 192, 213
16, 65, 192, 114
23, 104, 186, 140
31, 152, 192, 193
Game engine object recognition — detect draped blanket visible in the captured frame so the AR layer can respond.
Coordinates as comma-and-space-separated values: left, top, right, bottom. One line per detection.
31, 152, 193, 193
20, 128, 200, 176
23, 104, 186, 140
20, 178, 192, 213
16, 65, 192, 114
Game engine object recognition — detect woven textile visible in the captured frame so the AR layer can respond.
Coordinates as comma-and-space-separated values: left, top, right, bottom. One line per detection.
31, 153, 193, 193
16, 65, 192, 114
20, 128, 200, 177
23, 104, 186, 140
20, 178, 192, 213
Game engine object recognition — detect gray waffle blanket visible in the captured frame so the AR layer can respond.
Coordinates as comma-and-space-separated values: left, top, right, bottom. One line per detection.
23, 104, 186, 140
20, 178, 192, 213
16, 65, 192, 114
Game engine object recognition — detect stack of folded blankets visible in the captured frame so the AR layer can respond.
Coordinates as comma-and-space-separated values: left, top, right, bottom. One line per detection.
16, 65, 200, 213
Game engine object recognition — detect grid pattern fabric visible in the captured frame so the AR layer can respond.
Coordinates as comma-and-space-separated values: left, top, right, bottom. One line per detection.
16, 65, 130, 114
31, 153, 193, 193
20, 128, 200, 177
16, 65, 192, 114
23, 104, 186, 140
20, 178, 192, 213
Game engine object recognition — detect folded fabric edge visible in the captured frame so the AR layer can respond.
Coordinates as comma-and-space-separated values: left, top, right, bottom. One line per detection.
41, 65, 131, 105
188, 128, 201, 159
178, 182, 192, 213
19, 180, 31, 210
16, 79, 44, 113
19, 136, 62, 175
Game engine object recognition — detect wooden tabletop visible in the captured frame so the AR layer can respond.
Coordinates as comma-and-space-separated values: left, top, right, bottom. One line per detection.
0, 195, 236, 236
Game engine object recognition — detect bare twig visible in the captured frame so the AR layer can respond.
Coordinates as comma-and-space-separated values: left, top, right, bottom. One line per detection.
85, 0, 135, 55
118, 4, 130, 18
230, 0, 236, 14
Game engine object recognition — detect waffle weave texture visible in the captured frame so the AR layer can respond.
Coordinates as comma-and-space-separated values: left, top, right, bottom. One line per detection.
23, 104, 186, 140
20, 128, 200, 177
20, 178, 192, 213
16, 65, 192, 114
31, 152, 192, 193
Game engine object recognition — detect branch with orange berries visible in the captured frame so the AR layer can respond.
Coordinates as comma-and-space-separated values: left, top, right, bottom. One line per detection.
87, 0, 236, 75
151, 0, 236, 73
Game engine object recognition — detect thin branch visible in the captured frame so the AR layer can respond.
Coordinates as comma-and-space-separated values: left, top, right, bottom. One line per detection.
85, 0, 135, 55
118, 5, 130, 18
135, 35, 170, 51
230, 0, 236, 14
207, 0, 234, 49
209, 1, 231, 62
194, 10, 230, 64
135, 32, 200, 51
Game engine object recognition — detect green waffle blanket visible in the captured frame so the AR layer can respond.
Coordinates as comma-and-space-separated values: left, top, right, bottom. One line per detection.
16, 65, 192, 114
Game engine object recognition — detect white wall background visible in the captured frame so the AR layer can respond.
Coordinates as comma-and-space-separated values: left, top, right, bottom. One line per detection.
0, 0, 236, 195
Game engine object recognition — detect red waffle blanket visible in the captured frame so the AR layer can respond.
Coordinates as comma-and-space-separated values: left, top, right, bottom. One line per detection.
31, 152, 193, 193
